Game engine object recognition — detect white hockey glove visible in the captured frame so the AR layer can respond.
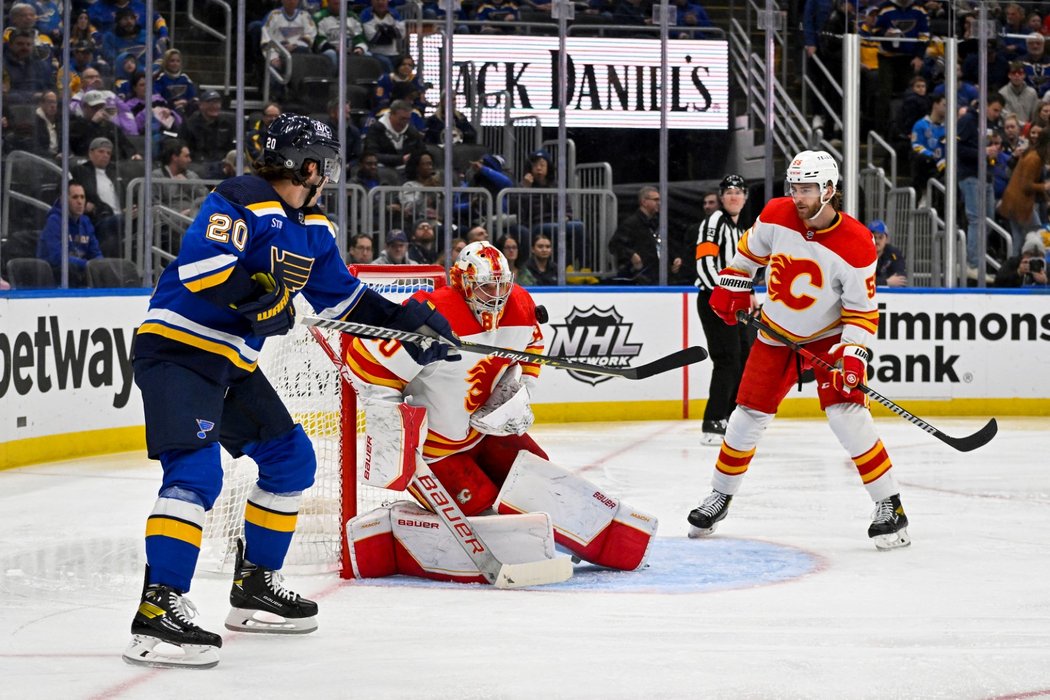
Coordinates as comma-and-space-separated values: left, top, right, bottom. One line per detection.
470, 367, 535, 437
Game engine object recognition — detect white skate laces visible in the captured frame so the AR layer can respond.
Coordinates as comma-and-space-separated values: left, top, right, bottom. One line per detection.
263, 570, 298, 601
696, 491, 729, 517
871, 498, 894, 524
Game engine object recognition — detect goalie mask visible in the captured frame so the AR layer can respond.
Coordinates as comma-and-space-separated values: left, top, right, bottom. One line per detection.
451, 241, 513, 331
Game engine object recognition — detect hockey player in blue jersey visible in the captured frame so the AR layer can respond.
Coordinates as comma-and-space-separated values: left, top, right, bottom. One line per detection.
123, 113, 460, 669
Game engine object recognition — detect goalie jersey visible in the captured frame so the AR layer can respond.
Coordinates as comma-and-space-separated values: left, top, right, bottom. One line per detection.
730, 197, 879, 348
346, 284, 544, 460
134, 175, 392, 384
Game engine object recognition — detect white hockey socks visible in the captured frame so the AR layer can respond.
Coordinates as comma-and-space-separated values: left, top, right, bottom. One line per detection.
826, 403, 900, 501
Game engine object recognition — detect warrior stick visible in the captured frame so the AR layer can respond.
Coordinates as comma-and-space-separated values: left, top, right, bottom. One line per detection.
305, 324, 572, 588
736, 310, 997, 453
302, 315, 708, 380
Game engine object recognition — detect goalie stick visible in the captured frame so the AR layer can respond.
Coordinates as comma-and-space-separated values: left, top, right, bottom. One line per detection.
736, 310, 998, 453
302, 315, 708, 380
305, 325, 573, 588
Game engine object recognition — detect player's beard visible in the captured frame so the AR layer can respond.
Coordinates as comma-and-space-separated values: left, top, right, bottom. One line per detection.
795, 198, 821, 222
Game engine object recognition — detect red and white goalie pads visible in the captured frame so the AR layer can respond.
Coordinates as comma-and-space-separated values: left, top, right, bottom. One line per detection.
361, 400, 427, 491
347, 501, 561, 584
496, 452, 658, 571
469, 366, 535, 437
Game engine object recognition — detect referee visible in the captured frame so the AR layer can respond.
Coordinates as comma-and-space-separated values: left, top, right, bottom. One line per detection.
694, 174, 754, 445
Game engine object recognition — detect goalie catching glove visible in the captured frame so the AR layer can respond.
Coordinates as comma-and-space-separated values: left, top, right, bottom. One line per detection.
469, 366, 534, 436
709, 268, 752, 325
390, 298, 462, 365
231, 272, 296, 337
826, 343, 869, 398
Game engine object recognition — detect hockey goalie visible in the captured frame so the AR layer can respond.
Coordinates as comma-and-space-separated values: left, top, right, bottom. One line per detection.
343, 242, 658, 583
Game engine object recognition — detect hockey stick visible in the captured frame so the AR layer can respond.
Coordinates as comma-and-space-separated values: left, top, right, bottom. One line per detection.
302, 315, 708, 380
736, 310, 998, 453
305, 325, 573, 588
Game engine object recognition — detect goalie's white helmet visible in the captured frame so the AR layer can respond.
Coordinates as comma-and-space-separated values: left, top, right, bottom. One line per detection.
786, 149, 839, 191
451, 241, 513, 330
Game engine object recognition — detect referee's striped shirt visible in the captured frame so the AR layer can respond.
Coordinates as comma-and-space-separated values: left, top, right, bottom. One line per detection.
694, 210, 746, 291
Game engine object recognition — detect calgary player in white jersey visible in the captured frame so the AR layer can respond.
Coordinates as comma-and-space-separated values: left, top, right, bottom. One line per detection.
343, 242, 658, 581
686, 150, 910, 550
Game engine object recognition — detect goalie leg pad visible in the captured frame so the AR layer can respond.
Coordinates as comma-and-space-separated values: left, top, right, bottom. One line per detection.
423, 451, 500, 516
347, 501, 559, 584
495, 452, 658, 571
361, 401, 428, 491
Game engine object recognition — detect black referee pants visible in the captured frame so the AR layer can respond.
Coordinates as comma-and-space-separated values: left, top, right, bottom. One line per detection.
696, 289, 754, 423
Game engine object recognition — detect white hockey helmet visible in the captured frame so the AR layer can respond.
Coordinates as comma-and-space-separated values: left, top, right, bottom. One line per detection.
785, 149, 839, 191
450, 241, 513, 330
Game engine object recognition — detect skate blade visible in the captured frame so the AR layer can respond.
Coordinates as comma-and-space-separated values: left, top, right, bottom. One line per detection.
225, 608, 318, 634
872, 528, 911, 551
699, 434, 724, 446
122, 635, 220, 669
687, 524, 718, 539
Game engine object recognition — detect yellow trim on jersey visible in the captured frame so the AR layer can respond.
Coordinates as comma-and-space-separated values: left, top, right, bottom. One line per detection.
758, 313, 840, 345
737, 230, 770, 265
145, 516, 203, 547
181, 264, 235, 292
345, 351, 408, 391
841, 308, 879, 334
137, 322, 258, 372
245, 502, 299, 532
246, 200, 286, 218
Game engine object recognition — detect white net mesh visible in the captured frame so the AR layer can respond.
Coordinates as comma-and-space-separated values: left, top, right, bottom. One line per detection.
199, 266, 447, 575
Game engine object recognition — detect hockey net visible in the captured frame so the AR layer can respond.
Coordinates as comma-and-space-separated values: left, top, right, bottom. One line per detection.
199, 265, 447, 577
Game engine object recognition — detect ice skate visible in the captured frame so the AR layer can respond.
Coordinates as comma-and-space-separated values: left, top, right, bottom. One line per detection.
225, 539, 318, 634
123, 578, 222, 669
700, 419, 727, 446
687, 490, 732, 538
868, 494, 911, 550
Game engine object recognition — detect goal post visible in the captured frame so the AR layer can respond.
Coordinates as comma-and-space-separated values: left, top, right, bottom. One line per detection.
199, 265, 448, 578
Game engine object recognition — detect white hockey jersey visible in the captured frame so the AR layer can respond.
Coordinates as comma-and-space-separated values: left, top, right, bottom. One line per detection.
729, 197, 879, 348
345, 285, 544, 460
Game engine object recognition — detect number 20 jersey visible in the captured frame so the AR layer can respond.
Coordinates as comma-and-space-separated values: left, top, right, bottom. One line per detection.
135, 175, 371, 384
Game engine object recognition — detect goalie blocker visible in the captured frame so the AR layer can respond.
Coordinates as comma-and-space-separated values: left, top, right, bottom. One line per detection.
347, 453, 657, 582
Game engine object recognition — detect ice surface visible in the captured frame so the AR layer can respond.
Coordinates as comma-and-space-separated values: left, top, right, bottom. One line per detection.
2, 417, 1048, 699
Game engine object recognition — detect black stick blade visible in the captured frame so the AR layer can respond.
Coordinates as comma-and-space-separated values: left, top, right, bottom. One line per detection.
941, 418, 998, 453
625, 346, 709, 379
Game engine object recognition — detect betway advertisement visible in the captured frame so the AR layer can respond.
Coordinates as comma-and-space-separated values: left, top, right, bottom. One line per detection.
2, 289, 1047, 468
418, 35, 729, 129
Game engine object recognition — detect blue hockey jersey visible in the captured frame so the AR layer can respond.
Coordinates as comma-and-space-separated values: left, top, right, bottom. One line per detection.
135, 175, 393, 384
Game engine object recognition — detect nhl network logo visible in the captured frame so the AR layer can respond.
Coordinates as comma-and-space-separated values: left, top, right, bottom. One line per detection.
548, 306, 642, 385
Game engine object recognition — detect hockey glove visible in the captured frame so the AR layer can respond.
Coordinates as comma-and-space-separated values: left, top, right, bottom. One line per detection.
709, 269, 753, 325
233, 272, 296, 337
827, 343, 869, 398
391, 298, 462, 365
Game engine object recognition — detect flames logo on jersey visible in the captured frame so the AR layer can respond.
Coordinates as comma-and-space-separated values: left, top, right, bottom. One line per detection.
767, 254, 823, 311
464, 356, 510, 413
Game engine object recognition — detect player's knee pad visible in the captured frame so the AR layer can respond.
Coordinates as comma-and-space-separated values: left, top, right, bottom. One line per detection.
242, 423, 316, 494
425, 454, 499, 516
361, 399, 427, 491
347, 501, 558, 584
159, 444, 224, 510
724, 405, 774, 451
826, 403, 879, 455
495, 452, 658, 571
